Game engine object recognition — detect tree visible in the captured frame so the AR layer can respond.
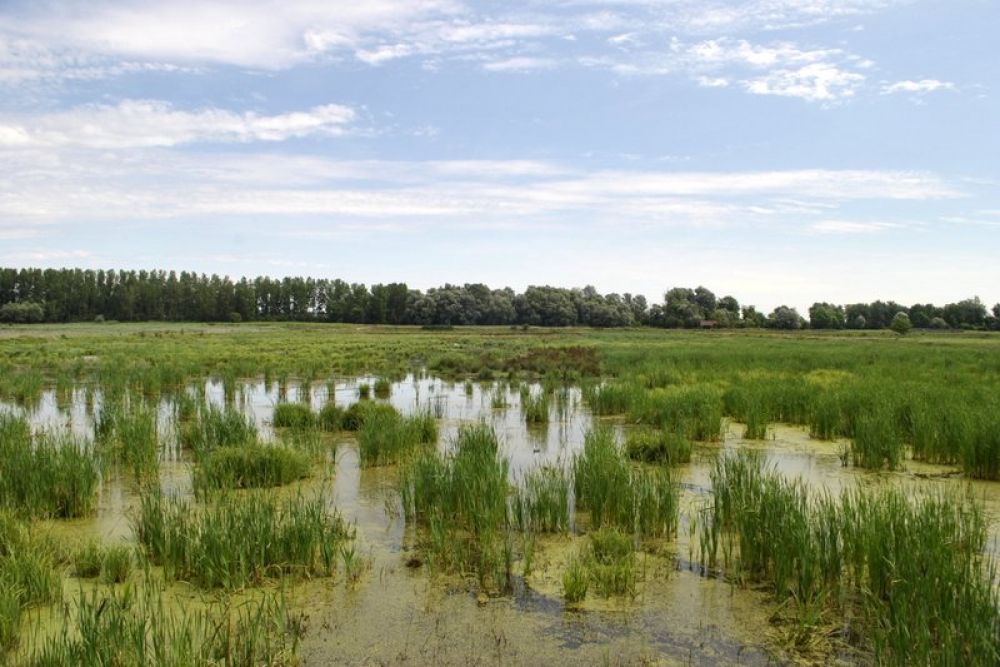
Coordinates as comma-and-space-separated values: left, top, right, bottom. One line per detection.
0, 301, 45, 323
890, 311, 912, 335
808, 302, 845, 329
767, 306, 804, 330
740, 306, 766, 328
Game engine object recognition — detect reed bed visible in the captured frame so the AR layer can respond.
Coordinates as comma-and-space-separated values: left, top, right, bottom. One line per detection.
135, 491, 354, 590
512, 466, 570, 533
700, 450, 1000, 663
271, 402, 316, 430
573, 426, 679, 538
193, 445, 311, 492
0, 415, 99, 519
624, 427, 692, 464
356, 407, 437, 467
23, 584, 302, 666
181, 404, 257, 453
95, 400, 160, 476
400, 423, 513, 591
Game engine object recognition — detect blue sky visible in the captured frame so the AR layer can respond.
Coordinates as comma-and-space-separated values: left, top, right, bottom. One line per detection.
0, 0, 997, 312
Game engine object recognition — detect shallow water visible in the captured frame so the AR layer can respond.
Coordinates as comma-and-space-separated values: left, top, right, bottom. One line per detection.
7, 374, 999, 665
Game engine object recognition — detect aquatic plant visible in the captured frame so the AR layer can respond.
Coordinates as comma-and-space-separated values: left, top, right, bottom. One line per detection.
272, 402, 316, 429
624, 427, 692, 464
0, 417, 99, 519
135, 490, 353, 590
194, 445, 311, 491
95, 400, 160, 476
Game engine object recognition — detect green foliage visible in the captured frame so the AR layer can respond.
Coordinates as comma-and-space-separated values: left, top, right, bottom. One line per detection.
339, 400, 398, 431
0, 301, 45, 324
318, 402, 343, 431
573, 426, 679, 538
890, 311, 912, 335
400, 423, 513, 591
181, 404, 257, 453
373, 378, 391, 398
513, 466, 570, 533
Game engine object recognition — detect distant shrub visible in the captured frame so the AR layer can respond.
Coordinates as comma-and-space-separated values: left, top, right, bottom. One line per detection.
0, 302, 45, 324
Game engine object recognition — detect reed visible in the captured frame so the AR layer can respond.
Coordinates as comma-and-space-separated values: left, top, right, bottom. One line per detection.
356, 408, 437, 467
400, 423, 512, 591
135, 490, 353, 589
522, 392, 550, 424
95, 400, 160, 476
700, 450, 1000, 663
373, 378, 391, 398
194, 445, 311, 491
24, 584, 303, 666
181, 404, 257, 453
317, 402, 343, 431
849, 405, 904, 469
513, 466, 570, 533
624, 427, 692, 464
573, 426, 679, 538
272, 402, 316, 429
0, 416, 99, 519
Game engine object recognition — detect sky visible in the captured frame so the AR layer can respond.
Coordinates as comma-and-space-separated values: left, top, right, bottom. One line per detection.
0, 0, 998, 312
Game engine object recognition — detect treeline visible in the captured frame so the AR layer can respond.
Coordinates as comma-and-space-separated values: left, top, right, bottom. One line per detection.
0, 267, 997, 332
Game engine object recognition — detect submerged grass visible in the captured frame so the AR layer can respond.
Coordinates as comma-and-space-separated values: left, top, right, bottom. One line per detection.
23, 583, 303, 666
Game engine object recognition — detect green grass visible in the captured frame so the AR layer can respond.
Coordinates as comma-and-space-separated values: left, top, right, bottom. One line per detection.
135, 490, 354, 590
23, 584, 303, 666
0, 415, 100, 519
522, 392, 549, 423
194, 445, 311, 491
700, 450, 1000, 663
624, 427, 692, 464
180, 404, 257, 453
400, 423, 513, 591
317, 402, 343, 431
513, 466, 570, 533
0, 512, 61, 656
373, 378, 391, 398
272, 402, 316, 429
356, 407, 436, 467
95, 400, 160, 476
573, 426, 679, 538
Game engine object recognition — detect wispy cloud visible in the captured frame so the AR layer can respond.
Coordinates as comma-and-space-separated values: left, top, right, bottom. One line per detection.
882, 79, 955, 95
810, 220, 903, 234
0, 100, 356, 148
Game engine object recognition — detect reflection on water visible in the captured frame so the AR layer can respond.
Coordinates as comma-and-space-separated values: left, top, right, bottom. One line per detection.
6, 374, 998, 665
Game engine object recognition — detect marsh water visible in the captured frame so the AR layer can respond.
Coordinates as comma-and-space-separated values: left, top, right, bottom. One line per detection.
5, 374, 999, 665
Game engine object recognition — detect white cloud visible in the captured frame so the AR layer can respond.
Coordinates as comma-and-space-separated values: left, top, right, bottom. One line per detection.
882, 79, 955, 95
810, 220, 902, 234
0, 100, 356, 149
745, 62, 865, 101
482, 56, 557, 72
696, 76, 729, 88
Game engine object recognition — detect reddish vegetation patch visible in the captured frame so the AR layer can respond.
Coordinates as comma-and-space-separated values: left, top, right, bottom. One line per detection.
504, 346, 601, 376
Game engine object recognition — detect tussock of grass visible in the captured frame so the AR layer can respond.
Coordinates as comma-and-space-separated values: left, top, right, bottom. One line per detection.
194, 445, 311, 491
624, 427, 692, 464
272, 402, 315, 429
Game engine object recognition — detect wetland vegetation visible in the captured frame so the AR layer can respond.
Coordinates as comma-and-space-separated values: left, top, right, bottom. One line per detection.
1, 321, 999, 664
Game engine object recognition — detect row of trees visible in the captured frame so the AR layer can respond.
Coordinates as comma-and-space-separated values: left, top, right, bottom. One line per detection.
1, 267, 997, 331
